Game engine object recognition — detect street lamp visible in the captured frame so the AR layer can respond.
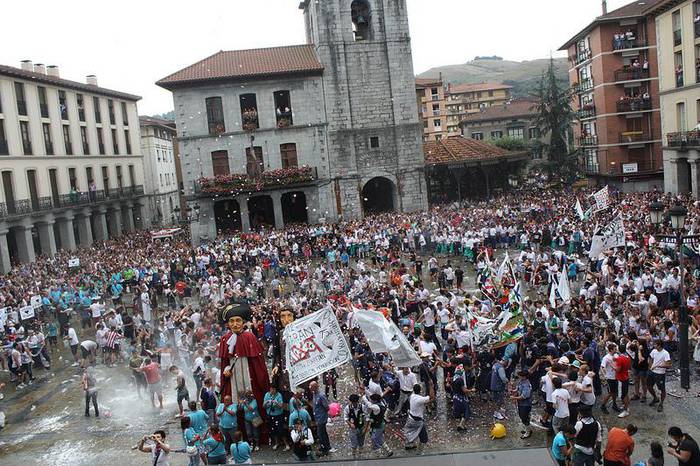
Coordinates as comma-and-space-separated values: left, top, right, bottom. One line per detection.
649, 201, 664, 226
650, 202, 692, 390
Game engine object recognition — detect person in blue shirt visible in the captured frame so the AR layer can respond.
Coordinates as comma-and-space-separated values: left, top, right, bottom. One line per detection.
310, 381, 332, 456
551, 424, 575, 466
202, 424, 227, 465
241, 390, 261, 451
187, 400, 209, 436
181, 416, 201, 466
215, 395, 238, 449
264, 386, 289, 450
230, 431, 253, 464
288, 398, 311, 430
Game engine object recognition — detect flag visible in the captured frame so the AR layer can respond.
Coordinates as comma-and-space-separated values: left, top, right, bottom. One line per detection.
575, 198, 585, 220
557, 268, 571, 304
549, 278, 559, 309
590, 186, 610, 212
588, 213, 625, 259
496, 253, 511, 282
353, 310, 421, 367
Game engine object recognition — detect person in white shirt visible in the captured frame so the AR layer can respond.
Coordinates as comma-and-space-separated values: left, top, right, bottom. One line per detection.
63, 326, 80, 366
551, 377, 571, 433
403, 384, 434, 451
599, 343, 621, 414
393, 367, 419, 416
648, 339, 672, 412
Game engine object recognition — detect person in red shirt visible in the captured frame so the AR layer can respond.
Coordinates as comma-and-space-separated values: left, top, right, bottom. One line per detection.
614, 349, 632, 418
603, 424, 637, 466
139, 358, 163, 409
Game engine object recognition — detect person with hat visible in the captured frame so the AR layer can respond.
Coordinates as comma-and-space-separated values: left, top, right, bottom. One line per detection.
511, 369, 533, 439
217, 303, 270, 414
344, 392, 368, 457
362, 390, 393, 458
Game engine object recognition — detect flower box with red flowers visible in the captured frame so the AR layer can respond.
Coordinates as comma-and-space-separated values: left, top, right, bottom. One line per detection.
197, 166, 316, 195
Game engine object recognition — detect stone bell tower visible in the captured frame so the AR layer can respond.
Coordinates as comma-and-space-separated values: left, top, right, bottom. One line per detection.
300, 0, 428, 219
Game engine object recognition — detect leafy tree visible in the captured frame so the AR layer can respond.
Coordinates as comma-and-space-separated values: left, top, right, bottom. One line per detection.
532, 58, 578, 183
151, 110, 175, 121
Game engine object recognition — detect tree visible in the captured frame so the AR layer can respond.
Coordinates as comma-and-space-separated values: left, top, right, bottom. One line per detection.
532, 58, 578, 183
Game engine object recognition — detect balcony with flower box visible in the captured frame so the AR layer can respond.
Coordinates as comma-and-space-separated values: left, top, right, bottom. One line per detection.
195, 166, 318, 197
668, 130, 700, 148
616, 97, 652, 113
614, 67, 650, 82
574, 78, 594, 94
619, 130, 653, 144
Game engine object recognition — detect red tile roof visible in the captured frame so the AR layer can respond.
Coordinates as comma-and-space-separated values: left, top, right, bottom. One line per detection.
416, 78, 442, 88
157, 45, 324, 88
448, 82, 512, 94
460, 100, 538, 125
424, 136, 527, 166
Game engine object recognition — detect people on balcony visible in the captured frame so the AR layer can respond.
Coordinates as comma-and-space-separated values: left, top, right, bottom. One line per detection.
618, 92, 650, 112
676, 64, 684, 87
613, 30, 637, 50
242, 108, 259, 130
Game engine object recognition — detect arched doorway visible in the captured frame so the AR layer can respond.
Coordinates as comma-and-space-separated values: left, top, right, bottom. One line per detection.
362, 176, 395, 214
281, 192, 308, 225
248, 196, 274, 229
214, 199, 242, 233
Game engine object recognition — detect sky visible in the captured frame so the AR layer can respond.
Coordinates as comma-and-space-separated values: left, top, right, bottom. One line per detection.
0, 0, 633, 115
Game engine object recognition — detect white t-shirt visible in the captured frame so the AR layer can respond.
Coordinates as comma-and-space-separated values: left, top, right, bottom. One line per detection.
418, 340, 437, 356
67, 328, 79, 346
542, 374, 555, 403
579, 375, 595, 406
601, 353, 617, 380
650, 348, 671, 375
552, 387, 570, 418
80, 340, 98, 351
423, 307, 435, 327
408, 393, 430, 418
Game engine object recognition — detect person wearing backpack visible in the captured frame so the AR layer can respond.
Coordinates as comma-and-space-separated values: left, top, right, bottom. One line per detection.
363, 392, 394, 458
202, 425, 227, 465
572, 405, 602, 466
199, 377, 218, 424
291, 417, 315, 462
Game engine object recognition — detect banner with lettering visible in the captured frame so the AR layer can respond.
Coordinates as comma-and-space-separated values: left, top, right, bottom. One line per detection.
283, 308, 351, 388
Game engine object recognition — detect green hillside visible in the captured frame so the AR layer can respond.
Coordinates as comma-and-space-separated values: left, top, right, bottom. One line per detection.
417, 56, 569, 98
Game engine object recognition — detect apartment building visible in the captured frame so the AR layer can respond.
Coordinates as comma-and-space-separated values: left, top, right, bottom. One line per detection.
0, 61, 145, 272
645, 0, 700, 194
445, 83, 513, 135
416, 77, 447, 141
140, 116, 178, 226
459, 99, 546, 160
560, 0, 664, 192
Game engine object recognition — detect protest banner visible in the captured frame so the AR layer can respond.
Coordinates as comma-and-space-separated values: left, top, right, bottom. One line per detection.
30, 295, 42, 309
19, 305, 35, 320
590, 185, 610, 212
0, 307, 7, 326
68, 258, 80, 268
283, 307, 351, 388
353, 309, 421, 367
589, 214, 625, 259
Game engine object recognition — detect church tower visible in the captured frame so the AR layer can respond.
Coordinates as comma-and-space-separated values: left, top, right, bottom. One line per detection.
300, 0, 428, 219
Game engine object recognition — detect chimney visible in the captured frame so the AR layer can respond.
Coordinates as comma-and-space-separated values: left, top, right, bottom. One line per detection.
602, 0, 608, 15
46, 65, 60, 78
86, 75, 98, 86
20, 60, 33, 71
33, 63, 46, 74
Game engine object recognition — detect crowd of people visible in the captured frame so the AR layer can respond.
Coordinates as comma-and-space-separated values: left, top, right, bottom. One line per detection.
2, 185, 700, 466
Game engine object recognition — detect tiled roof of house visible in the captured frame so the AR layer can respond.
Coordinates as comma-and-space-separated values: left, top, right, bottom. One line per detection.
416, 78, 442, 88
447, 82, 513, 94
460, 100, 538, 125
424, 135, 527, 166
559, 0, 663, 50
157, 45, 324, 88
139, 116, 176, 130
0, 64, 141, 101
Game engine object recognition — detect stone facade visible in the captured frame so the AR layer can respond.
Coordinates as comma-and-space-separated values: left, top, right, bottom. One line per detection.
162, 0, 427, 243
302, 0, 428, 220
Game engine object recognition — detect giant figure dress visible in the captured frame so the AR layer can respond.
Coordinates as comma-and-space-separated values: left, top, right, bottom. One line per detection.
218, 329, 270, 410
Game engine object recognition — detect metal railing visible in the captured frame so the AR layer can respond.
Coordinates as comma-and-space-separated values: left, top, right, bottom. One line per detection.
617, 98, 652, 113
668, 131, 700, 148
578, 135, 598, 147
577, 106, 596, 119
619, 130, 654, 143
574, 78, 594, 94
614, 68, 650, 81
673, 30, 682, 46
612, 39, 647, 50
570, 49, 592, 65
0, 185, 144, 219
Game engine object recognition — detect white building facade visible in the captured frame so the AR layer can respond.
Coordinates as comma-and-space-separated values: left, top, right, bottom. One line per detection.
139, 117, 178, 226
0, 61, 147, 272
